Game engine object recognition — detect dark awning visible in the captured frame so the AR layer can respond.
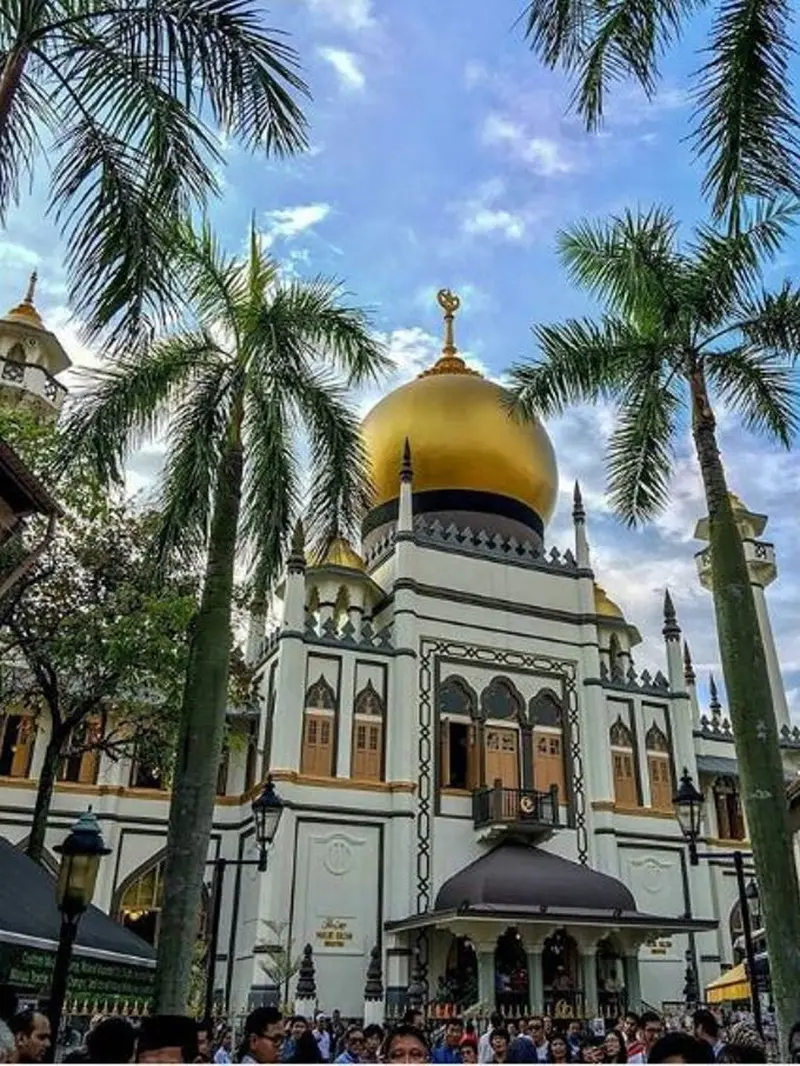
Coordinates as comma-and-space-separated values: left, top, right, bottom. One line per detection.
386, 842, 716, 936
0, 836, 154, 966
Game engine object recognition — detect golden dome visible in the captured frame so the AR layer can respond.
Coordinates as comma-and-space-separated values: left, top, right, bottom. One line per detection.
594, 584, 624, 619
361, 289, 558, 529
2, 272, 44, 330
309, 536, 365, 572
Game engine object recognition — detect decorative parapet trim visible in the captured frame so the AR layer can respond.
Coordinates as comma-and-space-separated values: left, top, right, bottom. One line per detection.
364, 529, 398, 570
411, 516, 579, 572
303, 613, 393, 651
695, 715, 735, 741
599, 660, 670, 695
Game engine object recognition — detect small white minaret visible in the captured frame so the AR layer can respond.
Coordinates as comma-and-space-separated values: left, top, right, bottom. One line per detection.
662, 589, 683, 689
0, 273, 71, 418
397, 436, 413, 534
573, 481, 590, 569
662, 590, 698, 783
694, 492, 790, 732
683, 641, 701, 727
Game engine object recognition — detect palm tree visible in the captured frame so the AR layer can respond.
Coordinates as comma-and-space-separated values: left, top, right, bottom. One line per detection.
509, 201, 800, 1048
0, 1, 307, 348
58, 222, 390, 1012
518, 0, 800, 228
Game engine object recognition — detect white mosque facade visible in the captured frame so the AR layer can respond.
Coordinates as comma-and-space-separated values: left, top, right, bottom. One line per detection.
1, 286, 799, 1021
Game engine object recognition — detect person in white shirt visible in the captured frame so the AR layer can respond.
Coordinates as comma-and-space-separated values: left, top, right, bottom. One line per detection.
478, 1014, 504, 1063
313, 1016, 332, 1062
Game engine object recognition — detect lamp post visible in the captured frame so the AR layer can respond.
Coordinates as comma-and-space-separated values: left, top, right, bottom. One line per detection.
204, 776, 284, 1021
48, 810, 110, 1063
672, 767, 763, 1037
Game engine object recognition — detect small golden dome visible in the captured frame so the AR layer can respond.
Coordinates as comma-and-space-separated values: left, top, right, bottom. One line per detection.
728, 491, 747, 512
361, 289, 558, 528
2, 272, 44, 330
310, 536, 365, 572
594, 584, 624, 619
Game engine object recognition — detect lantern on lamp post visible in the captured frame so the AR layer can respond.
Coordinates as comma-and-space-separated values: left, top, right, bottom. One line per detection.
48, 810, 110, 1061
673, 768, 705, 865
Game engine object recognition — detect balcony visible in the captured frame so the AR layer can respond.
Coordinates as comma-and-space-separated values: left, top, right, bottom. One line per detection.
0, 358, 67, 413
472, 782, 560, 842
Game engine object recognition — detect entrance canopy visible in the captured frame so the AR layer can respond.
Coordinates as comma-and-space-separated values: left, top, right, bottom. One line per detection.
386, 842, 716, 936
706, 962, 751, 1004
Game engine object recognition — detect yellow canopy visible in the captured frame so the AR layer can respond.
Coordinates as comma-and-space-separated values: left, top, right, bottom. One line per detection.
705, 962, 751, 1004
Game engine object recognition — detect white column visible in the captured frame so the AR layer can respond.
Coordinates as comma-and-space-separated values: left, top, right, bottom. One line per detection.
336, 654, 355, 778
752, 584, 790, 732
581, 948, 598, 1017
663, 591, 698, 784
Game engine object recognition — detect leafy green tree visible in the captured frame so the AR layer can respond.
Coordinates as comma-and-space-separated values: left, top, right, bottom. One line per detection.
519, 0, 800, 228
0, 1, 308, 348
509, 201, 800, 1049
59, 222, 389, 1012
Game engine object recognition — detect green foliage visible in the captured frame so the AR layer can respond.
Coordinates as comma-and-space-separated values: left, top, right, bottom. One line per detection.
519, 0, 800, 227
0, 1, 309, 350
510, 201, 800, 524
255, 920, 302, 991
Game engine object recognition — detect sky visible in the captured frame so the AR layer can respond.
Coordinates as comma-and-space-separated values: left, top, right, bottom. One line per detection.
0, 0, 799, 721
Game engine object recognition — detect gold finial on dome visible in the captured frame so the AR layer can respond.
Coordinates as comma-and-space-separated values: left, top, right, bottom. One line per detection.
25, 270, 38, 306
419, 288, 480, 378
3, 269, 45, 329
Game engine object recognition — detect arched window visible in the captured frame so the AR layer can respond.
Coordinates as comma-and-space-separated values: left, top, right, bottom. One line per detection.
480, 677, 524, 721
530, 691, 566, 801
0, 713, 35, 778
713, 776, 745, 840
116, 856, 208, 947
439, 676, 478, 792
6, 343, 25, 364
301, 676, 336, 776
610, 716, 638, 807
351, 681, 383, 781
333, 585, 350, 628
645, 723, 673, 810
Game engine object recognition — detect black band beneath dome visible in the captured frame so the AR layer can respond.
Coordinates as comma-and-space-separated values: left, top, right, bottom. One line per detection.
362, 488, 545, 539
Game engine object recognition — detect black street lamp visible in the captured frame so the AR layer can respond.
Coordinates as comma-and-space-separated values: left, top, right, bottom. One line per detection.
204, 776, 284, 1020
672, 767, 763, 1037
48, 810, 110, 1062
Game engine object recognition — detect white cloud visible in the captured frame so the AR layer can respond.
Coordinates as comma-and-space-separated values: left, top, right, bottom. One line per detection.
318, 47, 366, 92
481, 113, 574, 176
305, 0, 375, 31
457, 178, 543, 243
464, 208, 527, 240
261, 203, 331, 246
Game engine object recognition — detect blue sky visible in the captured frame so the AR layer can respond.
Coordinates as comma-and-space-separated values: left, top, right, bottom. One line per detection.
1, 0, 799, 721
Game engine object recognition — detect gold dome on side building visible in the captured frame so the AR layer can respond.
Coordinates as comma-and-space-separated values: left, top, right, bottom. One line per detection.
308, 535, 365, 572
594, 584, 624, 619
2, 272, 45, 330
361, 290, 558, 541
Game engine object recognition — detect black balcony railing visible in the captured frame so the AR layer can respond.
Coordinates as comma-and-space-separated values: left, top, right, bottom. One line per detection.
472, 782, 560, 831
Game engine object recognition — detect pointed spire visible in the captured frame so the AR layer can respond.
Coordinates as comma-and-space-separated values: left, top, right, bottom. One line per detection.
572, 481, 585, 523
709, 673, 721, 716
288, 518, 306, 573
364, 945, 384, 1002
400, 436, 413, 483
663, 588, 680, 641
296, 944, 317, 999
24, 270, 37, 306
683, 641, 695, 685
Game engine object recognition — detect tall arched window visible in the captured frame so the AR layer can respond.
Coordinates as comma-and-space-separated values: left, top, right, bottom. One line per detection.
439, 676, 478, 791
301, 676, 336, 776
610, 717, 638, 807
530, 691, 566, 801
351, 680, 384, 781
713, 776, 745, 840
0, 713, 34, 778
645, 723, 673, 810
481, 678, 523, 791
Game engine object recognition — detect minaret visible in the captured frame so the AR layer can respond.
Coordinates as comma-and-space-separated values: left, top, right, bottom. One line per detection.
662, 589, 683, 690
708, 674, 722, 720
0, 273, 71, 418
397, 437, 413, 534
683, 642, 700, 726
268, 518, 308, 772
662, 590, 697, 784
283, 518, 307, 631
694, 492, 789, 731
573, 481, 590, 569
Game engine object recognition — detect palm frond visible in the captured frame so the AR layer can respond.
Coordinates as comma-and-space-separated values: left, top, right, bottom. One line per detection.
266, 277, 390, 386
509, 315, 646, 418
241, 375, 301, 592
521, 0, 694, 130
171, 219, 254, 339
57, 332, 220, 485
155, 357, 235, 566
606, 363, 681, 524
693, 0, 800, 225
705, 345, 799, 446
0, 52, 47, 220
94, 0, 309, 155
687, 199, 798, 323
558, 207, 682, 320
732, 281, 800, 358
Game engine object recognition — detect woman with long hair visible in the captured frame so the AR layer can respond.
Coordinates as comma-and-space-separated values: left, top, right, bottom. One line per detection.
603, 1031, 627, 1064
548, 1034, 571, 1063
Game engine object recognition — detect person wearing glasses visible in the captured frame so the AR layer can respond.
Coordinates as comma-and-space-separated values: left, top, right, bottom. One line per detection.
240, 1008, 285, 1064
382, 1026, 430, 1064
334, 1026, 365, 1064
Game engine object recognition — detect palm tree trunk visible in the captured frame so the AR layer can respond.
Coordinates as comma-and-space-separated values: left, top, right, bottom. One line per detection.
0, 47, 28, 140
26, 731, 62, 864
154, 433, 244, 1013
691, 370, 800, 1055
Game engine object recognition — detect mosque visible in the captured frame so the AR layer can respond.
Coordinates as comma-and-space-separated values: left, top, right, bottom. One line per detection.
0, 282, 799, 1021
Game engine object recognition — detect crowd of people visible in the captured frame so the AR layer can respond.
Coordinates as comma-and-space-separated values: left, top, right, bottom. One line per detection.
1, 989, 798, 1066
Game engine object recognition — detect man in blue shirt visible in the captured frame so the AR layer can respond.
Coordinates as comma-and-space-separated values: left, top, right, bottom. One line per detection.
335, 1026, 365, 1064
282, 1017, 309, 1062
433, 1020, 464, 1063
